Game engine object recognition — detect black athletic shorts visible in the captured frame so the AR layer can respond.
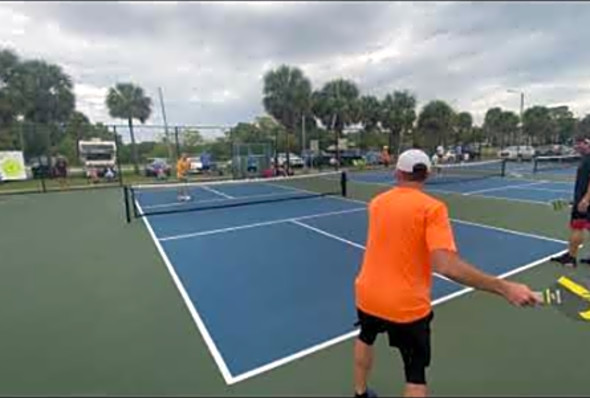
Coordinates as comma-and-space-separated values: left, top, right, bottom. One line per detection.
356, 308, 433, 385
570, 199, 590, 229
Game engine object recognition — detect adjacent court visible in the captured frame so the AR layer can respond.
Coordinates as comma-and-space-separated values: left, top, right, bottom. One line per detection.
130, 171, 568, 385
348, 164, 575, 206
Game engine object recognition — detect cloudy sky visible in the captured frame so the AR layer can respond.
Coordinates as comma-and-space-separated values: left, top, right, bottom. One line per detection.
1, 1, 590, 139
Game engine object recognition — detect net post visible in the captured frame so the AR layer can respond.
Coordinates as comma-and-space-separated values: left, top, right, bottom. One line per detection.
501, 159, 507, 177
533, 157, 538, 173
113, 125, 124, 186
341, 171, 347, 197
124, 185, 131, 223
40, 154, 47, 193
130, 186, 139, 218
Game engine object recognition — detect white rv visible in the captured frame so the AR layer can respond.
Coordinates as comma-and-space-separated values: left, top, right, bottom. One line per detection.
78, 138, 117, 177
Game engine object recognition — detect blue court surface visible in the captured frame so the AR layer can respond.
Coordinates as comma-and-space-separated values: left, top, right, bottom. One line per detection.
348, 168, 575, 205
135, 178, 567, 385
506, 159, 578, 177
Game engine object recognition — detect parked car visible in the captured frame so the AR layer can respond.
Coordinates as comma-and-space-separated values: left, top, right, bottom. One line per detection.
144, 158, 172, 177
187, 156, 219, 174
274, 153, 305, 168
29, 156, 55, 179
497, 145, 536, 160
187, 157, 202, 174
535, 144, 565, 157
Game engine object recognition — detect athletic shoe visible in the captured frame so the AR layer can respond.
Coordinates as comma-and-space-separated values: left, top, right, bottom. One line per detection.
550, 252, 577, 268
355, 387, 378, 398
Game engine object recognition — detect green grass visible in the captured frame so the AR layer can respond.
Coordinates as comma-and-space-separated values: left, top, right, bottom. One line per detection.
0, 172, 234, 194
0, 177, 588, 396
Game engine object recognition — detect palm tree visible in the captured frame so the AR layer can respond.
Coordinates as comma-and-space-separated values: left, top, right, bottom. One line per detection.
311, 79, 361, 167
358, 95, 382, 151
106, 83, 152, 174
455, 111, 473, 144
262, 65, 312, 172
381, 90, 417, 156
417, 100, 455, 153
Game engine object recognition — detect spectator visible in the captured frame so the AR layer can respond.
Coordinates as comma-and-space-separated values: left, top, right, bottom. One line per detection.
104, 166, 115, 182
247, 154, 258, 175
88, 167, 99, 184
380, 147, 391, 167
200, 151, 212, 174
54, 155, 68, 189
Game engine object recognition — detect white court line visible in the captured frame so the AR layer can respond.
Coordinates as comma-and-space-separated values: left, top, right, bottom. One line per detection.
430, 248, 569, 306
134, 200, 234, 385
465, 194, 549, 206
347, 178, 552, 206
517, 187, 572, 194
201, 185, 234, 199
158, 179, 567, 244
330, 180, 566, 243
462, 181, 548, 196
138, 173, 569, 385
451, 218, 567, 244
142, 191, 309, 210
230, 235, 568, 384
158, 207, 367, 241
290, 220, 453, 282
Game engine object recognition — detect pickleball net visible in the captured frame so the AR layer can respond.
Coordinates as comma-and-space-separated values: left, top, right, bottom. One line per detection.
124, 171, 347, 220
533, 154, 580, 173
427, 159, 507, 184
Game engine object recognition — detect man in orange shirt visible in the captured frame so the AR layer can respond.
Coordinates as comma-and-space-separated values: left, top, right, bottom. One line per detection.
176, 153, 191, 201
354, 149, 541, 398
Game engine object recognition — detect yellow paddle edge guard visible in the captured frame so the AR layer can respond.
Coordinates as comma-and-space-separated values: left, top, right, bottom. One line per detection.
557, 276, 590, 320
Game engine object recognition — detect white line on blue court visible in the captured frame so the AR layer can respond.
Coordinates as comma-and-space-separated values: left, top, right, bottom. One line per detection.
143, 191, 312, 210
450, 218, 567, 244
462, 181, 549, 196
229, 224, 568, 385
462, 194, 550, 206
290, 219, 454, 284
134, 200, 235, 385
135, 179, 570, 386
347, 177, 554, 206
322, 182, 568, 243
519, 187, 572, 194
201, 185, 235, 199
158, 206, 367, 241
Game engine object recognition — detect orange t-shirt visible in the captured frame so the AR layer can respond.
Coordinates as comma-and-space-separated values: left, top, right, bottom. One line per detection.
176, 158, 190, 179
355, 186, 457, 323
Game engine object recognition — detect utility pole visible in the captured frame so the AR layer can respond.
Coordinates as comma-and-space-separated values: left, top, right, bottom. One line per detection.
301, 114, 306, 170
520, 92, 524, 142
507, 89, 525, 146
158, 87, 173, 160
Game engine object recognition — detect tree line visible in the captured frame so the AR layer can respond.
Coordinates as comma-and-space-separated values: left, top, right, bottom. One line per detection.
2, 48, 590, 174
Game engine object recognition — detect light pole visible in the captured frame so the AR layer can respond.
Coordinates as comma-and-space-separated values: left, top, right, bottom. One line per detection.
157, 87, 173, 160
507, 89, 525, 145
17, 115, 25, 154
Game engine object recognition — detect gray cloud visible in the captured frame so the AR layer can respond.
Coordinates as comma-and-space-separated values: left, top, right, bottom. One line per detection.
1, 1, 590, 136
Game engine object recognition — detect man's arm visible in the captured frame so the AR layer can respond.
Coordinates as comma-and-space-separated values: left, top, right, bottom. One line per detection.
578, 178, 590, 212
575, 157, 590, 212
431, 249, 540, 306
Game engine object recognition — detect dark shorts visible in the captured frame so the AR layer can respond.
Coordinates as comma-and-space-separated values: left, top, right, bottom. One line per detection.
356, 308, 433, 385
570, 202, 590, 230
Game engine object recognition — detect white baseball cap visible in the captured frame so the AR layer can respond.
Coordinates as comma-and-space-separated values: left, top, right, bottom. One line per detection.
396, 149, 432, 172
